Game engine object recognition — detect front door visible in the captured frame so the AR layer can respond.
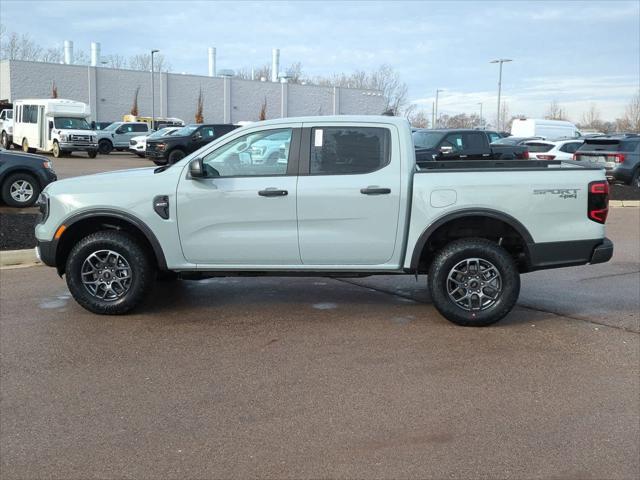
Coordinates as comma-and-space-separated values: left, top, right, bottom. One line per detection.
296, 125, 401, 265
177, 126, 302, 266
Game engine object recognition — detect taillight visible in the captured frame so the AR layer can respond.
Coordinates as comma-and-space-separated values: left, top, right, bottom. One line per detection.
588, 180, 609, 224
523, 150, 529, 159
573, 153, 579, 161
537, 154, 556, 160
609, 153, 625, 163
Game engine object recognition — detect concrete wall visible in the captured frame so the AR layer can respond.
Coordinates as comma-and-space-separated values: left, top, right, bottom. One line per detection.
0, 60, 386, 122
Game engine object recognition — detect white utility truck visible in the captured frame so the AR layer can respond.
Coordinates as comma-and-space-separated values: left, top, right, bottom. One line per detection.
13, 99, 98, 158
511, 118, 581, 140
35, 116, 612, 326
0, 108, 14, 149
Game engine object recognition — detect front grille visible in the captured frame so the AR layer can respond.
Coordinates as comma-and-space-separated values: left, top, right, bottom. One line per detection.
71, 134, 93, 142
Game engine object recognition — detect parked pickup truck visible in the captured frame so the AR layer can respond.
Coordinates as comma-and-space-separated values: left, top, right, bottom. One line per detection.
34, 116, 613, 326
145, 123, 238, 165
413, 128, 529, 165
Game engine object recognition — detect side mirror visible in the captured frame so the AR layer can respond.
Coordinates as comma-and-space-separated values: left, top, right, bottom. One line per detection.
189, 158, 205, 178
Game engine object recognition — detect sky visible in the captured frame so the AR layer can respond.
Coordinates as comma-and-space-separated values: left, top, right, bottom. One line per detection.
1, 0, 639, 122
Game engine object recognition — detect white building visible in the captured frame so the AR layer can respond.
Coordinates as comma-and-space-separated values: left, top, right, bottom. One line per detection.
0, 60, 386, 124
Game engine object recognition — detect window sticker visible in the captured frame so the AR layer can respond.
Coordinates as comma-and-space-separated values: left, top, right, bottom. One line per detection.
314, 129, 323, 147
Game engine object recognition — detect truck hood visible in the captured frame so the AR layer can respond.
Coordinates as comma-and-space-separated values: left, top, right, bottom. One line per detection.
44, 166, 171, 196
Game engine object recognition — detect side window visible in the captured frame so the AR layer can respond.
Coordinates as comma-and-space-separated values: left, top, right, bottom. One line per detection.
464, 132, 486, 150
201, 127, 215, 138
488, 132, 501, 143
441, 132, 465, 152
203, 128, 293, 177
560, 142, 581, 153
133, 124, 148, 133
310, 127, 390, 175
26, 105, 38, 124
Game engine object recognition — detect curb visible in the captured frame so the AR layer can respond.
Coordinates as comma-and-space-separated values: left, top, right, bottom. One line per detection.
0, 248, 41, 268
610, 200, 640, 207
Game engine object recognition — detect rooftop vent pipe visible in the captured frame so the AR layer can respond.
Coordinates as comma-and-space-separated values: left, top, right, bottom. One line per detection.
90, 42, 101, 67
208, 47, 216, 77
271, 48, 280, 83
63, 40, 74, 65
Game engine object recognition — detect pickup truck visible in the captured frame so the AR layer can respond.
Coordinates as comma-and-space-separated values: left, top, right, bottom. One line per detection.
145, 123, 238, 165
413, 129, 529, 165
96, 122, 151, 154
34, 116, 613, 327
0, 109, 13, 150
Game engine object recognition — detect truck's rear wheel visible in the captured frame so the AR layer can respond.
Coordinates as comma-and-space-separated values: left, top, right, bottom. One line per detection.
65, 231, 154, 315
22, 138, 35, 153
428, 238, 520, 327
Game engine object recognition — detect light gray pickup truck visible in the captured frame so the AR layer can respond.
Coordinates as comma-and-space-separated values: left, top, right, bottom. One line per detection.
35, 116, 613, 326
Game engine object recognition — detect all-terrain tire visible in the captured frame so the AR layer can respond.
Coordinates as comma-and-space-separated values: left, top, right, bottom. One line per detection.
168, 149, 186, 164
98, 139, 113, 154
65, 230, 155, 315
428, 238, 520, 327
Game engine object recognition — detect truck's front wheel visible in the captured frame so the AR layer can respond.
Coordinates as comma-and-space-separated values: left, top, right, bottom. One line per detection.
428, 238, 520, 327
65, 231, 154, 315
52, 141, 63, 158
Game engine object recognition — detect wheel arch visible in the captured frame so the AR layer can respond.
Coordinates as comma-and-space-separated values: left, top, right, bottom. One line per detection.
53, 209, 168, 276
410, 208, 534, 273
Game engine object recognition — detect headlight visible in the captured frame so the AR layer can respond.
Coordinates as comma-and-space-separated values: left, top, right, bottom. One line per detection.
60, 134, 67, 141
36, 193, 50, 222
157, 143, 166, 150
7, 126, 12, 134
42, 161, 53, 170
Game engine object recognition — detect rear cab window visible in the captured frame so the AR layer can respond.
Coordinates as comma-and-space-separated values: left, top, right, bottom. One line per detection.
310, 127, 390, 175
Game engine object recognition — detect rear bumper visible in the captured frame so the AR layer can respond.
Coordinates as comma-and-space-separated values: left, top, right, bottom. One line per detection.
527, 237, 613, 271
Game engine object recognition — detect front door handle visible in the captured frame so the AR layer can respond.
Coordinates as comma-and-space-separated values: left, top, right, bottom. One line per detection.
258, 189, 288, 197
360, 187, 391, 195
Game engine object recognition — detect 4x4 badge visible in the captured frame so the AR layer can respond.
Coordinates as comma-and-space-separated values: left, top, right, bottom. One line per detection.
533, 188, 579, 199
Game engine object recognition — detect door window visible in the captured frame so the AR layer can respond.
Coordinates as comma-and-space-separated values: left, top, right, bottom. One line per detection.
487, 132, 501, 143
559, 142, 582, 153
199, 127, 216, 138
203, 128, 293, 177
310, 127, 390, 175
132, 123, 148, 132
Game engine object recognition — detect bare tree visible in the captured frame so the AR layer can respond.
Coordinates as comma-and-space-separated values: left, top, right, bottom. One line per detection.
0, 31, 42, 60
545, 100, 567, 120
405, 104, 429, 128
129, 53, 170, 72
619, 91, 640, 133
130, 86, 140, 116
103, 54, 127, 69
195, 88, 204, 123
41, 47, 62, 63
581, 103, 605, 131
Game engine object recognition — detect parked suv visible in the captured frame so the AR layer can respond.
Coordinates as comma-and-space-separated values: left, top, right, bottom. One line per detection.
97, 122, 150, 154
523, 139, 584, 161
574, 135, 640, 189
146, 123, 238, 165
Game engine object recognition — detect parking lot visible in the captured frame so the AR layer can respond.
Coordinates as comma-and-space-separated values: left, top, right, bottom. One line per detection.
0, 153, 638, 479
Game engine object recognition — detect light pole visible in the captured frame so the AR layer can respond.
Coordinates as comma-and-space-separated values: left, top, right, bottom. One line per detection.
478, 102, 483, 129
434, 89, 443, 128
151, 49, 159, 130
490, 58, 512, 130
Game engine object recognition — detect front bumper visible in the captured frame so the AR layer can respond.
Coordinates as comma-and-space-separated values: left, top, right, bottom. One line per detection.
59, 142, 98, 152
36, 240, 56, 268
145, 150, 167, 160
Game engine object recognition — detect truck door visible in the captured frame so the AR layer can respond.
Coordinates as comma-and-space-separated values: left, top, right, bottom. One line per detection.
296, 124, 401, 265
176, 126, 302, 266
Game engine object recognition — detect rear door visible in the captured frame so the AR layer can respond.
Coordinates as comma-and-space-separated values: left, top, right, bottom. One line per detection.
296, 123, 401, 265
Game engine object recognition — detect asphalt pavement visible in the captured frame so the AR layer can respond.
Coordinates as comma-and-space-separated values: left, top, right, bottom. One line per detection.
1, 209, 638, 479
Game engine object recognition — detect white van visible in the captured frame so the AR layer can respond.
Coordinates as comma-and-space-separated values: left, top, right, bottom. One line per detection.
13, 99, 98, 158
510, 118, 580, 140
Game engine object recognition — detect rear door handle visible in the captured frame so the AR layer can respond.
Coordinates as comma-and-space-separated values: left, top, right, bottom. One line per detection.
360, 187, 391, 195
258, 189, 288, 197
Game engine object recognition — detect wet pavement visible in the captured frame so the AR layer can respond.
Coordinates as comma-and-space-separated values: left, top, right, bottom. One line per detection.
1, 211, 638, 479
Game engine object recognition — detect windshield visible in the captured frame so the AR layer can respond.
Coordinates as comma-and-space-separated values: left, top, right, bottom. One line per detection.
149, 127, 178, 138
412, 131, 444, 149
54, 117, 91, 130
172, 125, 199, 136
